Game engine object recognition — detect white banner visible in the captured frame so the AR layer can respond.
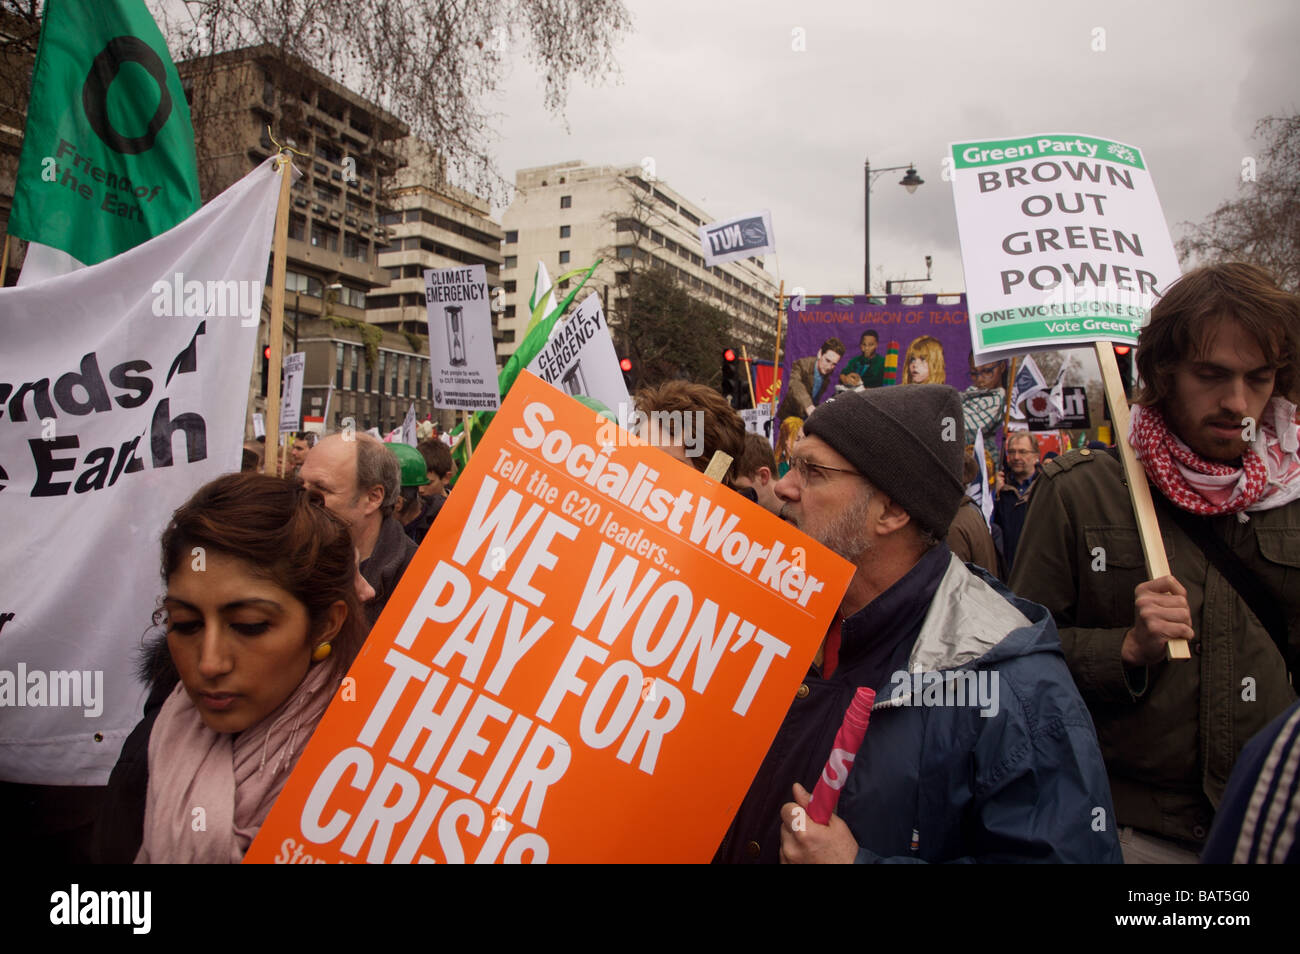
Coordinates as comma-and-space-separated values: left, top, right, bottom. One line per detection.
0, 157, 285, 784
699, 210, 775, 268
425, 264, 500, 412
279, 351, 306, 433
525, 293, 629, 414
401, 402, 418, 447
741, 406, 773, 438
949, 132, 1181, 360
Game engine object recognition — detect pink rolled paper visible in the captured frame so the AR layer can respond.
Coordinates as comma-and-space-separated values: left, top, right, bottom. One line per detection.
807, 686, 876, 824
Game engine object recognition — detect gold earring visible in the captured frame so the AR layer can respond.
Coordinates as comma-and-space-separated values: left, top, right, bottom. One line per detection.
311, 642, 332, 662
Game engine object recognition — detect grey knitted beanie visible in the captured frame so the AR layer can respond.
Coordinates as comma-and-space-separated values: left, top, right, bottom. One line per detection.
802, 384, 965, 535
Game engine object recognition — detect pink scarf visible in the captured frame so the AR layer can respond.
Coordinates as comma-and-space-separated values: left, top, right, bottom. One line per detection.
1129, 397, 1300, 516
135, 659, 340, 864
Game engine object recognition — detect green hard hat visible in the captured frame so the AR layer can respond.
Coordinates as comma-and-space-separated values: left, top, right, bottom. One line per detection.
385, 442, 430, 487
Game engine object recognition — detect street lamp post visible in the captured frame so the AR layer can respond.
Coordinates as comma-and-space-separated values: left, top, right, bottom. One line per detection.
864, 160, 925, 297
886, 255, 934, 296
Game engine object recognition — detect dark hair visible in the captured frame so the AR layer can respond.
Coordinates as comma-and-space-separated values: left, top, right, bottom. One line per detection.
634, 380, 746, 488
735, 431, 777, 479
820, 337, 846, 356
418, 439, 453, 478
156, 473, 367, 673
1135, 263, 1300, 407
860, 329, 879, 343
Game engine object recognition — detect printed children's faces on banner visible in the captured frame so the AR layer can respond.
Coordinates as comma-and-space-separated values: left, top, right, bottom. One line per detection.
247, 372, 854, 863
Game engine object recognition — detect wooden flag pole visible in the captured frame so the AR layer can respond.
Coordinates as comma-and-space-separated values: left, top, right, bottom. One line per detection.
1000, 355, 1019, 453
741, 345, 757, 408
1095, 340, 1188, 660
771, 281, 784, 415
462, 410, 475, 460
262, 153, 295, 474
0, 234, 10, 287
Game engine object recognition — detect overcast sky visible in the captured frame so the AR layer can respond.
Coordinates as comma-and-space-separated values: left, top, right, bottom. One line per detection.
486, 0, 1298, 297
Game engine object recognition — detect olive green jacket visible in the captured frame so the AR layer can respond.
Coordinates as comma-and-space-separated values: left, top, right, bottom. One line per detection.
1009, 448, 1299, 847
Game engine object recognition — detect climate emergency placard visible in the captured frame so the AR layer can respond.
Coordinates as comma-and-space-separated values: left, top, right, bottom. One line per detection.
425, 264, 501, 412
950, 133, 1181, 359
247, 371, 853, 864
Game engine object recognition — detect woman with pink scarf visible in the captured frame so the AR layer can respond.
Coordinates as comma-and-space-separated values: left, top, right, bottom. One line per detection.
131, 473, 369, 864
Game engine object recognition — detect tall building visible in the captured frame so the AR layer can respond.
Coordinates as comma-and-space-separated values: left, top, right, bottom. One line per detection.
499, 160, 780, 361
178, 46, 503, 435
367, 139, 506, 346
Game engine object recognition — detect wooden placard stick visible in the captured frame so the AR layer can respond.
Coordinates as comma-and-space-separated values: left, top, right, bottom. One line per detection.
262, 152, 295, 475
771, 281, 785, 416
704, 450, 733, 483
463, 409, 475, 459
0, 234, 10, 287
1095, 340, 1189, 660
741, 344, 757, 408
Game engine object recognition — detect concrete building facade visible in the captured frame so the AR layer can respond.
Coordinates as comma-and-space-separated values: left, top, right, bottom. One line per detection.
178, 47, 503, 435
499, 161, 780, 361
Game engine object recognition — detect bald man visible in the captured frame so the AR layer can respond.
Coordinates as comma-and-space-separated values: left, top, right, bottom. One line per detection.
301, 432, 417, 626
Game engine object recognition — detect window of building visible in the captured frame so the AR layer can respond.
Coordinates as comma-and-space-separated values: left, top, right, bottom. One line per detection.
377, 353, 386, 395
288, 213, 306, 241
505, 230, 518, 244
559, 195, 572, 209
559, 225, 570, 239
310, 223, 338, 251
504, 305, 516, 318
504, 280, 516, 293
558, 250, 570, 265
335, 343, 344, 390
403, 356, 411, 398
558, 279, 570, 290
504, 256, 517, 269
391, 355, 400, 396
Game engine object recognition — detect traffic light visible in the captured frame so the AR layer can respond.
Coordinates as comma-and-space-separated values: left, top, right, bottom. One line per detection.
720, 348, 741, 408
261, 344, 270, 397
1113, 345, 1133, 399
619, 355, 635, 391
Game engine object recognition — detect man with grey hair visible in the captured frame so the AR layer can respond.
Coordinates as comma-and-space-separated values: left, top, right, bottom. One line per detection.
993, 430, 1040, 572
301, 432, 417, 625
716, 384, 1118, 864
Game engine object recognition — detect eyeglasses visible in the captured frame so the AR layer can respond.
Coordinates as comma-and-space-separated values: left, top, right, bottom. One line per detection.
788, 454, 864, 484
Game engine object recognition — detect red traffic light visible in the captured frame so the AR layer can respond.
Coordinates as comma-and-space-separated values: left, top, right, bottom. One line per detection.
722, 348, 737, 363
1113, 345, 1131, 355
619, 357, 633, 372
263, 345, 272, 359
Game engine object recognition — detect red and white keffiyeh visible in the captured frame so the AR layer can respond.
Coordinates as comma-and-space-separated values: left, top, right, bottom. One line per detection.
1129, 398, 1300, 516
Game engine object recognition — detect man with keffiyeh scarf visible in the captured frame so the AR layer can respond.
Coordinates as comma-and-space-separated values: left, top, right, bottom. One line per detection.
1011, 263, 1300, 863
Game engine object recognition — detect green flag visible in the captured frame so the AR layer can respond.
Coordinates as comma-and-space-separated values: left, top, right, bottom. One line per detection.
9, 0, 200, 266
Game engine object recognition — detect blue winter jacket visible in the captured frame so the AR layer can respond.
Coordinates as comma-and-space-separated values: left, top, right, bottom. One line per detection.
715, 551, 1123, 863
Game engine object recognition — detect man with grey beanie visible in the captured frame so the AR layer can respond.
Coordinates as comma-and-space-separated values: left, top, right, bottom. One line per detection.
714, 385, 1119, 864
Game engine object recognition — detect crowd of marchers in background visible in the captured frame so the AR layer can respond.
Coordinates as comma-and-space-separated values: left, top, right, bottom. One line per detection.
16, 262, 1294, 865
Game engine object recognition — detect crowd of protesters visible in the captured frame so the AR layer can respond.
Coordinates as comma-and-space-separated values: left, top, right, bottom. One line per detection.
10, 262, 1295, 864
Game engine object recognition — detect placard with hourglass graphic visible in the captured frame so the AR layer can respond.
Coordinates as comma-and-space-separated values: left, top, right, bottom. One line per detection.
424, 264, 501, 412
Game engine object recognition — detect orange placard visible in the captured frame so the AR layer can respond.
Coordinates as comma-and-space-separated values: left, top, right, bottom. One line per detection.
246, 372, 854, 863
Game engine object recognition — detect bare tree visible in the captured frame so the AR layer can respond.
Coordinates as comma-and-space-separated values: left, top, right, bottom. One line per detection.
1, 0, 633, 201
1177, 114, 1300, 292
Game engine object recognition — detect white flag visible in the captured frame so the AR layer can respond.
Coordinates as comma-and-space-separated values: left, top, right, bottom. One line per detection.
401, 403, 418, 447
0, 157, 285, 784
976, 427, 994, 527
1008, 355, 1046, 421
